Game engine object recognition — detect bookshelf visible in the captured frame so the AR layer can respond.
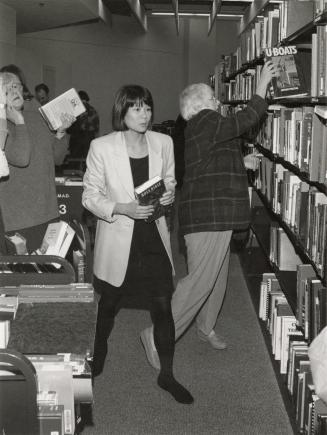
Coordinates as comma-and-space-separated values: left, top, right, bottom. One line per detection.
217, 0, 327, 433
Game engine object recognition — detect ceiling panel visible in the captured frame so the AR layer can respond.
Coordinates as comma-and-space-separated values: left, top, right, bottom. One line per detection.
0, 0, 253, 33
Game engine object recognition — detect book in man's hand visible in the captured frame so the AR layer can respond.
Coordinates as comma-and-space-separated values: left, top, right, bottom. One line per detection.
134, 175, 168, 223
38, 88, 86, 131
265, 45, 311, 99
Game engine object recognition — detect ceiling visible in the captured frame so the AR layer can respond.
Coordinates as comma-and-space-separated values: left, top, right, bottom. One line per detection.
0, 0, 254, 34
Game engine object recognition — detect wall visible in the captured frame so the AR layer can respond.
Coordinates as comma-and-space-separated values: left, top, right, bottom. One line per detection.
0, 3, 16, 65
3, 10, 239, 132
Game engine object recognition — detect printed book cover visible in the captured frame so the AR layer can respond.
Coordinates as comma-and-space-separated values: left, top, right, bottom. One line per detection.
134, 175, 168, 223
39, 88, 86, 131
265, 45, 311, 99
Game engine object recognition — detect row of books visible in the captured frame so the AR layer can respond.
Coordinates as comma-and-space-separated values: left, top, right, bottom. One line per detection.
253, 156, 327, 278
258, 272, 327, 433
224, 1, 315, 75
258, 106, 327, 183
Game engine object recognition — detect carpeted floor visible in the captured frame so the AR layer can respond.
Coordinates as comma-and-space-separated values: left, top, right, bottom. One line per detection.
80, 221, 294, 435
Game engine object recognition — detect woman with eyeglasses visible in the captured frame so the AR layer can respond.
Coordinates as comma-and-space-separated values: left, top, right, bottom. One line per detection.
0, 65, 73, 252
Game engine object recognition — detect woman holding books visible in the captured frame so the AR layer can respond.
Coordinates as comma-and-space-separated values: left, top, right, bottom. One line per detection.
0, 64, 73, 252
82, 84, 193, 404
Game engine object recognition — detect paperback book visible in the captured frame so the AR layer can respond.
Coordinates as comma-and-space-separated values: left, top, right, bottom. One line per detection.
134, 175, 168, 223
39, 88, 86, 131
265, 45, 311, 99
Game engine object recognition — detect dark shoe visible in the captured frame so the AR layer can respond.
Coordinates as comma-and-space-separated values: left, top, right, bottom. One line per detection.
157, 374, 194, 404
140, 328, 160, 370
197, 329, 227, 350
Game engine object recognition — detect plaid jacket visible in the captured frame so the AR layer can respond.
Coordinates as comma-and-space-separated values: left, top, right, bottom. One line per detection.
179, 94, 268, 235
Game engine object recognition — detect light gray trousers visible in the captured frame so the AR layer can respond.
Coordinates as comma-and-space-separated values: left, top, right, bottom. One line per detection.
172, 230, 232, 339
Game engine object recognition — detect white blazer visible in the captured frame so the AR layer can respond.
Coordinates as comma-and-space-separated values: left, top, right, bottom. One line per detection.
82, 130, 176, 287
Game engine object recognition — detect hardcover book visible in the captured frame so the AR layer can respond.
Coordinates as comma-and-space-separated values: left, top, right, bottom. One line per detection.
134, 175, 168, 223
265, 45, 311, 99
38, 88, 86, 131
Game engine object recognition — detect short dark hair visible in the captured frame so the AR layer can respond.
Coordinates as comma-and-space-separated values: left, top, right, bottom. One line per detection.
112, 85, 154, 131
0, 64, 33, 100
78, 90, 89, 102
35, 83, 49, 94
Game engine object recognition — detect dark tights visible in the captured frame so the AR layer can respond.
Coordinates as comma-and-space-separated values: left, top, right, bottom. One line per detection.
92, 278, 193, 404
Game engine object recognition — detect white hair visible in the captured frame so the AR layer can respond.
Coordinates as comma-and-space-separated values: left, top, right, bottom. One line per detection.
179, 83, 213, 121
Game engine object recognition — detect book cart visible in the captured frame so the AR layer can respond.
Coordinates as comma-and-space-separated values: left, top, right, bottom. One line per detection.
0, 220, 96, 435
214, 1, 327, 433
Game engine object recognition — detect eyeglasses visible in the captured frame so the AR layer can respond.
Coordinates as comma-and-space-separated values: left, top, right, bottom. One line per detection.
7, 83, 23, 92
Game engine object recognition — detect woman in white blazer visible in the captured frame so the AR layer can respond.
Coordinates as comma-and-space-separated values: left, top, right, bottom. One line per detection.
82, 85, 193, 404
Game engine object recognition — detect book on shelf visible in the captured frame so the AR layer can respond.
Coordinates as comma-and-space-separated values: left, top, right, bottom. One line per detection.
272, 301, 293, 360
268, 291, 286, 336
296, 368, 313, 433
280, 318, 303, 375
287, 340, 308, 394
37, 221, 75, 259
38, 88, 86, 132
265, 45, 311, 99
296, 264, 316, 331
37, 404, 64, 435
259, 272, 277, 321
134, 175, 168, 223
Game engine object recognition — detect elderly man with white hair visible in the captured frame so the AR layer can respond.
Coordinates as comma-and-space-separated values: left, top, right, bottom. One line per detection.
141, 60, 280, 369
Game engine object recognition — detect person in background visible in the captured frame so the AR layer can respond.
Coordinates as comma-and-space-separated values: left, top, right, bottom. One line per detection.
140, 60, 280, 369
0, 65, 74, 252
67, 90, 99, 159
82, 84, 193, 404
35, 83, 50, 106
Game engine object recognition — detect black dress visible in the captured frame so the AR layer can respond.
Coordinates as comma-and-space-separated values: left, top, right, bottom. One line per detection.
96, 155, 173, 300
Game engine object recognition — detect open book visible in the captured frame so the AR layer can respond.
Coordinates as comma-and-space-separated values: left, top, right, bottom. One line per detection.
134, 175, 168, 223
265, 45, 311, 99
38, 88, 86, 131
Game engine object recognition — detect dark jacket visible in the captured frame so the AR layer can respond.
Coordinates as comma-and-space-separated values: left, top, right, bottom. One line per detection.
179, 94, 268, 235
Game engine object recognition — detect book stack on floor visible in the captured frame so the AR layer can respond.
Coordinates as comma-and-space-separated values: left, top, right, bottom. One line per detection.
26, 353, 92, 435
259, 271, 327, 434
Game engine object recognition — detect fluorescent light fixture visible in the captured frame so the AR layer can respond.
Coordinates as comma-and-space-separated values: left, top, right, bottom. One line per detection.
151, 12, 243, 17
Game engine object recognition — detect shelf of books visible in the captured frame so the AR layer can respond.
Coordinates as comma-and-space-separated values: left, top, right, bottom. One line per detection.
216, 1, 327, 433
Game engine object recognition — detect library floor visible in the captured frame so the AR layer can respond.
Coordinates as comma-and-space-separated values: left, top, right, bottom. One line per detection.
80, 219, 294, 435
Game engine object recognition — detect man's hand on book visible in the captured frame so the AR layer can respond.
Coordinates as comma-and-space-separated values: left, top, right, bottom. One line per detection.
256, 60, 280, 99
159, 190, 175, 206
114, 201, 155, 220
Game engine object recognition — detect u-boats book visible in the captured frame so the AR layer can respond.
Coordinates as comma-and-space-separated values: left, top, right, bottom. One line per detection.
265, 45, 311, 99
